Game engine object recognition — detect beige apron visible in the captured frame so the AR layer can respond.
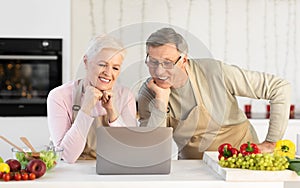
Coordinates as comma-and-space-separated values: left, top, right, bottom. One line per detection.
168, 66, 259, 159
72, 80, 109, 160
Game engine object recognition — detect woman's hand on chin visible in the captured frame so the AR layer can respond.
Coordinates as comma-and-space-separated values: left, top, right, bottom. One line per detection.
81, 85, 103, 115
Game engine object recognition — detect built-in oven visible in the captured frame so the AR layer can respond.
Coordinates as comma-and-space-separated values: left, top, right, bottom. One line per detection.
0, 38, 62, 116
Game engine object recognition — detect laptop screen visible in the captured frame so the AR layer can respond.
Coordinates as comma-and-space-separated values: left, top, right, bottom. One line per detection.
96, 126, 173, 174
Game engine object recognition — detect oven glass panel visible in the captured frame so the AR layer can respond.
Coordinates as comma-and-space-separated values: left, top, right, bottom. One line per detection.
0, 61, 50, 104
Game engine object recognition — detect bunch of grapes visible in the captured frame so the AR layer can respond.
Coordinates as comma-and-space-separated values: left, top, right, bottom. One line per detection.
218, 153, 289, 171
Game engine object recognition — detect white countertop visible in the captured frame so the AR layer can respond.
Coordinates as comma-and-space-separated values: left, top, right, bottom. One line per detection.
0, 160, 299, 188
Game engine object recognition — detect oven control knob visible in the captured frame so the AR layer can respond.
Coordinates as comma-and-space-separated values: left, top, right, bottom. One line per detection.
42, 41, 50, 47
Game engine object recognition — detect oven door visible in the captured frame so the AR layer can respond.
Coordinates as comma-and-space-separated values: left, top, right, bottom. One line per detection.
0, 55, 62, 116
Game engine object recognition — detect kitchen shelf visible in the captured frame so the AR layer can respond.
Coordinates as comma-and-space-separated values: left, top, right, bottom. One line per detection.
246, 113, 300, 119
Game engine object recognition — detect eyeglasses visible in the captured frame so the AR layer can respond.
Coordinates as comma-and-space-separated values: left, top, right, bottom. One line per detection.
145, 54, 182, 69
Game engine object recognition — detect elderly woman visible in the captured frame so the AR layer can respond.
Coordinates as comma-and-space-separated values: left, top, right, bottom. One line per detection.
47, 34, 137, 163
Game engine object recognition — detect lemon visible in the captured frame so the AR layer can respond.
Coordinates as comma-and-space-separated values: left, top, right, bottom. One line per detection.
0, 156, 3, 163
0, 163, 10, 173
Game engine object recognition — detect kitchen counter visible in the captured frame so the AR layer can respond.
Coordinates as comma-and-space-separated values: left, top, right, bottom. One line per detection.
246, 113, 300, 119
0, 160, 299, 188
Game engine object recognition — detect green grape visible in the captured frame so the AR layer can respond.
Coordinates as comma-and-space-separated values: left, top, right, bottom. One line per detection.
256, 153, 263, 158
218, 153, 289, 171
218, 161, 224, 167
225, 161, 229, 167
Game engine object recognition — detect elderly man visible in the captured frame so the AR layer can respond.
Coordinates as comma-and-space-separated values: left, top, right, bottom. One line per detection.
138, 27, 291, 159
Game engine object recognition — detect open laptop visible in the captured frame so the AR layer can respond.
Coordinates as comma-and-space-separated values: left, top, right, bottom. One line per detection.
96, 126, 173, 175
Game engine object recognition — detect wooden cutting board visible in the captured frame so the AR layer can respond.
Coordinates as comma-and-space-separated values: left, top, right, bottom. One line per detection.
203, 151, 298, 181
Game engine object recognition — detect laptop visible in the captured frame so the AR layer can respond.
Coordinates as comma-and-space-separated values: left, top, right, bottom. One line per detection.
96, 126, 173, 175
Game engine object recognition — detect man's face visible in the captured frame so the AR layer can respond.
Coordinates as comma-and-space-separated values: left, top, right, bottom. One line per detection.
85, 48, 123, 91
146, 43, 186, 89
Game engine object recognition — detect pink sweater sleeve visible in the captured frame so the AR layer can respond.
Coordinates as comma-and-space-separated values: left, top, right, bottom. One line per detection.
47, 86, 94, 163
47, 82, 137, 163
109, 87, 138, 127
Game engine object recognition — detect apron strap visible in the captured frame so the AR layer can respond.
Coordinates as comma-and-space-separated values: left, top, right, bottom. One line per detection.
72, 80, 84, 123
185, 62, 203, 106
71, 79, 110, 159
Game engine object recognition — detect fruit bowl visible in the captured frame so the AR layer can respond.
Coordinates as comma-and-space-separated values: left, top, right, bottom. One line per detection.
11, 145, 63, 171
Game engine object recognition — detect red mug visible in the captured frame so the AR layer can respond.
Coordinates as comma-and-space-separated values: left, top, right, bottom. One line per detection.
266, 104, 270, 112
290, 104, 295, 118
290, 104, 295, 111
244, 104, 252, 113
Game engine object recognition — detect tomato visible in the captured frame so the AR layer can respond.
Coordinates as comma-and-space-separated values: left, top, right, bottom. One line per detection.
0, 171, 3, 179
3, 173, 11, 181
9, 172, 15, 180
14, 172, 21, 181
21, 173, 29, 180
29, 173, 36, 180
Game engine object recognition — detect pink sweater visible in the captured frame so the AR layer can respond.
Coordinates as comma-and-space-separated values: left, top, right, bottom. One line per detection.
47, 80, 137, 163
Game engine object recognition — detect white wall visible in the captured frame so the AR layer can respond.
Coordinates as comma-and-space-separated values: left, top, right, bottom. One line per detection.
72, 0, 300, 113
0, 0, 71, 160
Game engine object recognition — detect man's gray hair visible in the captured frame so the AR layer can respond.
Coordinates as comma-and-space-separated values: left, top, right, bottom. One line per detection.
146, 28, 188, 54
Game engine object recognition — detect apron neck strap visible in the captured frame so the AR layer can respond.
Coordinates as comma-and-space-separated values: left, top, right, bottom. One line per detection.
185, 63, 202, 105
72, 79, 84, 123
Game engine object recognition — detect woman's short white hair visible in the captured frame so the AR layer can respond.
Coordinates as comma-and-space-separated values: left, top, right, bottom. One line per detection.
84, 34, 126, 61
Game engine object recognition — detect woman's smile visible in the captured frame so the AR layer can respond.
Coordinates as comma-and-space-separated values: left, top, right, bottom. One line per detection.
99, 76, 111, 83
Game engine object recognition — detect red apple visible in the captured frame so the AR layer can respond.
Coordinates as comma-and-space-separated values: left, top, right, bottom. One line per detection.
26, 159, 46, 178
5, 159, 21, 172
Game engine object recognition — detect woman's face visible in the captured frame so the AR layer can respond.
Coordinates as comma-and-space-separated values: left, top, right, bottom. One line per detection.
85, 48, 123, 91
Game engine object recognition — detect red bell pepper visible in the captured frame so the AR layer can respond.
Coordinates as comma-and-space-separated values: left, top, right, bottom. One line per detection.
239, 141, 260, 156
218, 143, 239, 160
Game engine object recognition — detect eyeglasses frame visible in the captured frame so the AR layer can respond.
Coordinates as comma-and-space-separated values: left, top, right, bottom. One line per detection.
145, 54, 182, 69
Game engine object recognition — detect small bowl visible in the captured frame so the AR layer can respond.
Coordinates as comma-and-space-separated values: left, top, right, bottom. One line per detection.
12, 145, 63, 170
